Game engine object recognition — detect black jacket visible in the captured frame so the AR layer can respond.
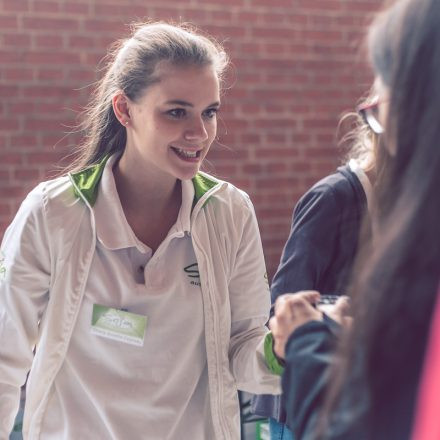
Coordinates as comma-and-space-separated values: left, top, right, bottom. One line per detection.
271, 165, 368, 301
252, 165, 369, 421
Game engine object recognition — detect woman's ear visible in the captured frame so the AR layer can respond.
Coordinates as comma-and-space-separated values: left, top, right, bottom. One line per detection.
112, 92, 131, 127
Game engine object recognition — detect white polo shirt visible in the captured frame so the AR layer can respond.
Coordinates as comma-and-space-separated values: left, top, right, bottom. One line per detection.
40, 155, 214, 439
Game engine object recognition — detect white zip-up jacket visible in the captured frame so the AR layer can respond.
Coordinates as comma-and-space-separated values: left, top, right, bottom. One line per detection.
0, 161, 281, 439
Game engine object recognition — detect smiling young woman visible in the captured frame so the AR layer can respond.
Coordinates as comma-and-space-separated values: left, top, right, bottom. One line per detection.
0, 22, 282, 439
112, 62, 221, 250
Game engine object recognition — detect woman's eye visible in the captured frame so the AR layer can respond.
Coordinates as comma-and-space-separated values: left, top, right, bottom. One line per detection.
167, 109, 186, 119
203, 108, 218, 119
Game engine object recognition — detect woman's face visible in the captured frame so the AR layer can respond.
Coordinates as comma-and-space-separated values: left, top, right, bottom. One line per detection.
359, 77, 390, 135
375, 76, 390, 133
373, 76, 398, 156
119, 62, 220, 182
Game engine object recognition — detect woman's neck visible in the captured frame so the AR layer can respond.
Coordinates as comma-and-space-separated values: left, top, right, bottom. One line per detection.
363, 166, 377, 187
113, 154, 180, 214
112, 156, 182, 251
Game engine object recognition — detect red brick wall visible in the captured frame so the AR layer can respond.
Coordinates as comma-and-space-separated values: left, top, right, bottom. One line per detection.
0, 0, 382, 278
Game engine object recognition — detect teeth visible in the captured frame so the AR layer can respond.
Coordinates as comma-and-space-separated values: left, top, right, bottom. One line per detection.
174, 148, 198, 158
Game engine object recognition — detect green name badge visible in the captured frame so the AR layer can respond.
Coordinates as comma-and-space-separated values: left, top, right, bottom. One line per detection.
91, 304, 147, 346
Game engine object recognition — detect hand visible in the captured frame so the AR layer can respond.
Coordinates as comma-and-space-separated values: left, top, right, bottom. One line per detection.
324, 296, 352, 329
269, 290, 322, 360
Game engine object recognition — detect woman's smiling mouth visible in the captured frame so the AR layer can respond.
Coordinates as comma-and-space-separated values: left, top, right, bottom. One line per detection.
171, 146, 202, 161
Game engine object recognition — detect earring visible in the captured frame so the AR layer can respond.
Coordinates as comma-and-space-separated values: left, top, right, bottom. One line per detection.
124, 120, 129, 126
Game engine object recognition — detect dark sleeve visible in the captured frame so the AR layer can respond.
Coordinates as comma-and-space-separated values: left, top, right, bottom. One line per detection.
283, 320, 370, 440
282, 320, 338, 438
271, 184, 341, 303
254, 183, 342, 422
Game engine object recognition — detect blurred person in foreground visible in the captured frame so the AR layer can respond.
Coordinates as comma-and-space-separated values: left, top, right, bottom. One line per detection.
270, 0, 440, 439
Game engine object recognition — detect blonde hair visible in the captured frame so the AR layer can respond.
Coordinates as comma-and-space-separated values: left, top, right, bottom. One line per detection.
338, 94, 379, 174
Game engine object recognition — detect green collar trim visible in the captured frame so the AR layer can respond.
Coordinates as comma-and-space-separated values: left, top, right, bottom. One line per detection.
70, 155, 109, 206
70, 155, 219, 207
192, 173, 218, 203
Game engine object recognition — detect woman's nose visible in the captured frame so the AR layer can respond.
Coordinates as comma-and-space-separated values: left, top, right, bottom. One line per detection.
184, 118, 209, 142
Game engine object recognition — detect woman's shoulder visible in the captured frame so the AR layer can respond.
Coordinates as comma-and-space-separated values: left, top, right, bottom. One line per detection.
19, 175, 87, 224
4, 175, 86, 249
196, 171, 252, 206
38, 174, 73, 194
193, 172, 256, 230
303, 165, 362, 205
310, 165, 354, 191
16, 175, 69, 210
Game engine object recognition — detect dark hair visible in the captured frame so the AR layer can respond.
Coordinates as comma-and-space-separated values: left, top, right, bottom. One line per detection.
321, 0, 440, 436
68, 22, 228, 172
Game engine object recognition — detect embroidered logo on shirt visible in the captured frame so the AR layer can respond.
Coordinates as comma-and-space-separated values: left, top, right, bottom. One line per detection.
184, 263, 201, 286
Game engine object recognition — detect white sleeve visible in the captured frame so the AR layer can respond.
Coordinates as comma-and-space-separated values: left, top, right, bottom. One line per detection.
0, 185, 51, 437
227, 196, 281, 395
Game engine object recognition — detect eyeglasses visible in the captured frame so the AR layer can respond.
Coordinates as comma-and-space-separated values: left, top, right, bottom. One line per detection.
357, 96, 384, 134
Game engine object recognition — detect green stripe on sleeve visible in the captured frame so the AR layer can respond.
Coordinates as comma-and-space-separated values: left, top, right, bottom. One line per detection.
264, 332, 285, 376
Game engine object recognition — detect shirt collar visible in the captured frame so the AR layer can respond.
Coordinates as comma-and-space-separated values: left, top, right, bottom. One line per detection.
348, 158, 374, 214
178, 179, 194, 234
94, 154, 194, 252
